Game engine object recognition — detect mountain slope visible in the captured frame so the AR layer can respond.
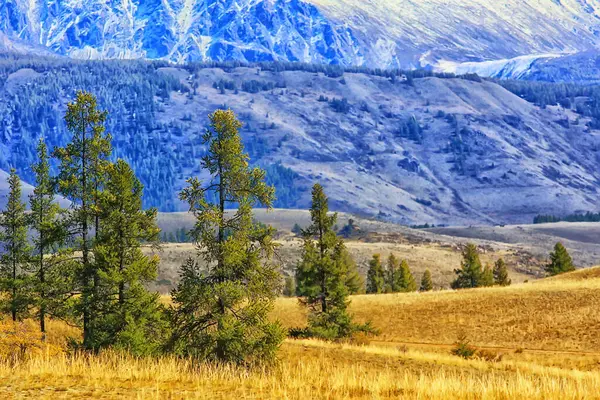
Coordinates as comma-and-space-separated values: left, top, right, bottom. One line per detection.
1, 55, 599, 225
1, 0, 600, 68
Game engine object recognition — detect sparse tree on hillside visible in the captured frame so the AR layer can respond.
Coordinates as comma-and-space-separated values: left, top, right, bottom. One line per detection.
493, 258, 511, 286
481, 264, 495, 287
53, 91, 112, 349
451, 243, 483, 289
29, 139, 73, 338
545, 242, 575, 276
297, 185, 347, 337
420, 269, 433, 292
366, 254, 385, 294
94, 160, 167, 355
398, 260, 417, 292
295, 184, 371, 339
342, 248, 364, 294
386, 254, 400, 293
0, 169, 32, 321
170, 109, 284, 364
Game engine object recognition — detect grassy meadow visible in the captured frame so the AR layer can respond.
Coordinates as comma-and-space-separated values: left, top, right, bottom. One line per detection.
2, 268, 600, 399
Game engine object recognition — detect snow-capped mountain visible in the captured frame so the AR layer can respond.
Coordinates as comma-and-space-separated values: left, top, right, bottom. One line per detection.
0, 0, 363, 65
1, 0, 600, 68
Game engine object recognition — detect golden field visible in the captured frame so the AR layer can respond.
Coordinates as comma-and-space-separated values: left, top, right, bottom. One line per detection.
2, 268, 600, 399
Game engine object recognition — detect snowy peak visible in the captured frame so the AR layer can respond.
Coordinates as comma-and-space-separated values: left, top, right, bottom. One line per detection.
0, 0, 363, 65
2, 0, 600, 68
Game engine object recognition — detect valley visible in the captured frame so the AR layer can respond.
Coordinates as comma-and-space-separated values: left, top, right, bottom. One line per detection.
150, 210, 600, 293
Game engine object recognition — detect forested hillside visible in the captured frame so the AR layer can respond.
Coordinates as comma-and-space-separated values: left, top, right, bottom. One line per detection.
1, 53, 600, 224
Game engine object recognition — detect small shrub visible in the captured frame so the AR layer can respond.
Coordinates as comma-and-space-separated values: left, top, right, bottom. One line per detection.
515, 347, 524, 354
0, 321, 63, 364
451, 333, 476, 359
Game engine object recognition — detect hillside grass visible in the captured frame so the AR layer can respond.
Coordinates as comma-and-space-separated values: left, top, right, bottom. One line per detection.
274, 268, 600, 352
1, 267, 600, 398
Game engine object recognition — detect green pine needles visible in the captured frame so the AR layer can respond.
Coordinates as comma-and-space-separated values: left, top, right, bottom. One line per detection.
295, 184, 373, 340
169, 109, 285, 365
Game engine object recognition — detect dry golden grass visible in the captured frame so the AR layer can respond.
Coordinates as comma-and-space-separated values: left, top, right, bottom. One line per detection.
1, 339, 600, 399
273, 267, 600, 351
2, 267, 600, 398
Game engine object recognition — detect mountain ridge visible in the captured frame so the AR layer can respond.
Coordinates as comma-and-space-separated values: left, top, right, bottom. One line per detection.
2, 0, 600, 68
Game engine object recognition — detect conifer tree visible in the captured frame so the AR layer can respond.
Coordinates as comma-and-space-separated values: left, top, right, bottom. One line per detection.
170, 109, 284, 364
342, 248, 364, 294
386, 254, 400, 293
0, 169, 32, 321
481, 264, 494, 287
545, 242, 575, 276
94, 159, 166, 355
420, 269, 433, 291
451, 243, 483, 289
29, 139, 73, 338
366, 254, 385, 294
296, 184, 347, 335
295, 184, 369, 339
53, 91, 112, 349
398, 260, 417, 292
493, 258, 511, 286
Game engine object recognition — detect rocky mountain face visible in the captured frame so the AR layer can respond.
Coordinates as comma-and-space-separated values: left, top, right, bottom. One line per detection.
1, 0, 600, 68
1, 56, 599, 225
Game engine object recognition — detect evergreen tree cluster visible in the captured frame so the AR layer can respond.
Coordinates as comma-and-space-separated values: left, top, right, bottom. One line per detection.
0, 92, 312, 365
533, 212, 600, 224
0, 92, 165, 353
366, 254, 422, 293
451, 244, 511, 289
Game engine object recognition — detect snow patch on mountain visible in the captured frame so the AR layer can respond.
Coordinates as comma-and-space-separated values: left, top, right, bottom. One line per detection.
435, 54, 565, 79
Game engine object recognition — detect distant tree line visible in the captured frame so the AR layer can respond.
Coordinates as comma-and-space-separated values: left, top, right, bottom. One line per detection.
533, 212, 600, 224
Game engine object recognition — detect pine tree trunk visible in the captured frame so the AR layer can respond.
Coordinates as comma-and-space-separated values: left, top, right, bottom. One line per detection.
217, 136, 226, 314
40, 259, 46, 339
319, 223, 326, 314
11, 224, 16, 322
81, 113, 91, 348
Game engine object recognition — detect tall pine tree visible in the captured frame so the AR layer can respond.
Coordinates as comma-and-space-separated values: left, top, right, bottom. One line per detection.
451, 243, 483, 289
0, 169, 32, 321
94, 159, 167, 355
295, 184, 368, 339
170, 109, 284, 364
366, 254, 385, 294
29, 139, 73, 338
53, 91, 112, 349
